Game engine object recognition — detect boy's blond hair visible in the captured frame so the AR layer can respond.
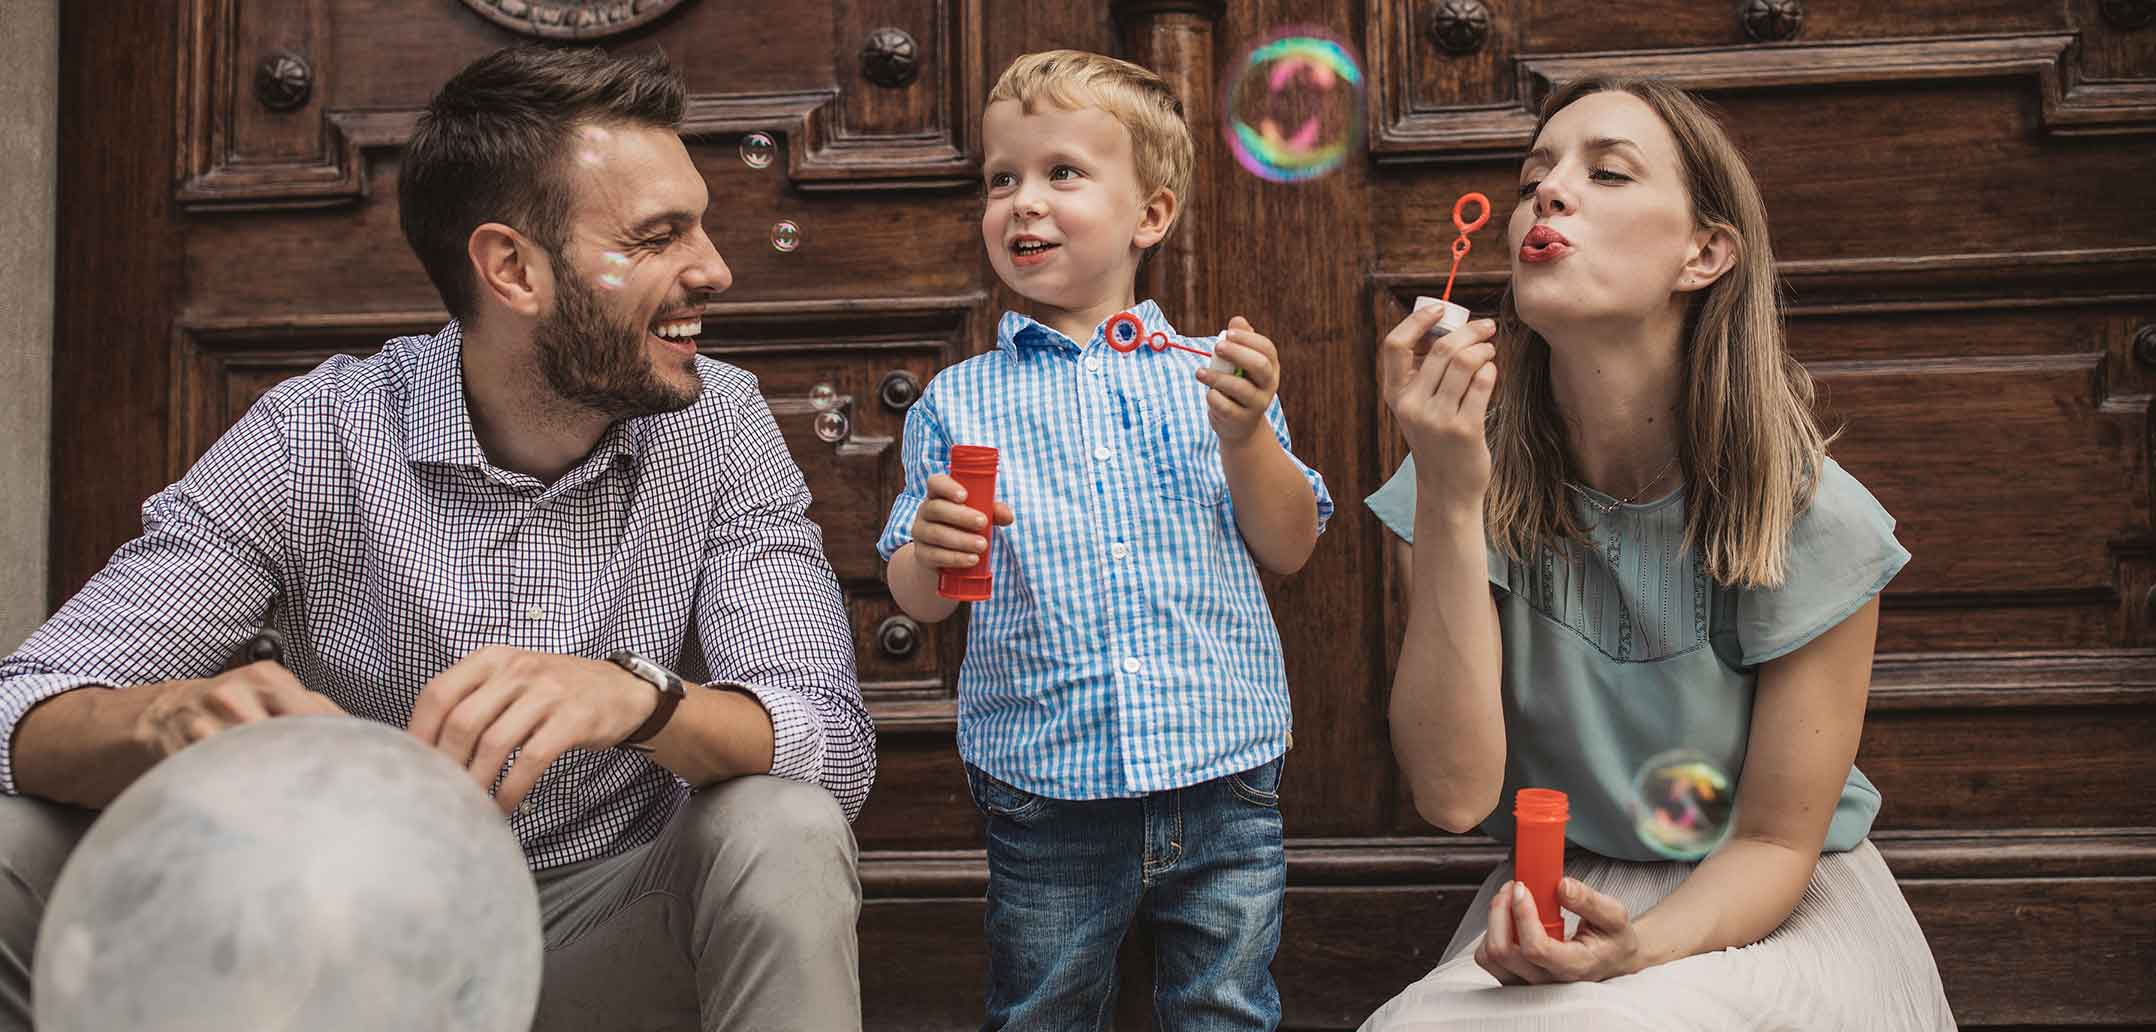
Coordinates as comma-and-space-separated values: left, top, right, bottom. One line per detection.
986, 50, 1194, 240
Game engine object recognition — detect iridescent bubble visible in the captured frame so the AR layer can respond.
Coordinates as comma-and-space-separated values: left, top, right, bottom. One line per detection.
1219, 28, 1366, 184
770, 220, 801, 253
808, 383, 839, 411
596, 251, 631, 290
740, 132, 776, 170
1630, 749, 1736, 860
813, 409, 849, 443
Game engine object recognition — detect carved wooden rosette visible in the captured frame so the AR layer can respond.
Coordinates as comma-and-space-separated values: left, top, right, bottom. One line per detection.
1739, 0, 1805, 43
1431, 0, 1492, 56
861, 27, 921, 89
252, 50, 311, 111
456, 0, 695, 40
177, 0, 985, 211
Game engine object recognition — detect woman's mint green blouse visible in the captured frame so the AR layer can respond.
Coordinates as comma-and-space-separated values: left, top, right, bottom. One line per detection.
1365, 456, 1909, 861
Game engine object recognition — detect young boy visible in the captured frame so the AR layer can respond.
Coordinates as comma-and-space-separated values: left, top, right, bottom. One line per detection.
876, 50, 1333, 1029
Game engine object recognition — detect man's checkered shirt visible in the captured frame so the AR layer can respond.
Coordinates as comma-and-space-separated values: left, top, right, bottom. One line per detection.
0, 323, 875, 870
878, 301, 1333, 800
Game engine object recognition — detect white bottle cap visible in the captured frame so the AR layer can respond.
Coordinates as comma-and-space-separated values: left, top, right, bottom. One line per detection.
1208, 331, 1245, 378
1413, 295, 1472, 340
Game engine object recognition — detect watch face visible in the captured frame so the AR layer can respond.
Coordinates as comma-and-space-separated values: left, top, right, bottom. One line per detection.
614, 652, 684, 696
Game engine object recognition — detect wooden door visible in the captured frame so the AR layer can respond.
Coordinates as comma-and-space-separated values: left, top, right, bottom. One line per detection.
52, 0, 2155, 1027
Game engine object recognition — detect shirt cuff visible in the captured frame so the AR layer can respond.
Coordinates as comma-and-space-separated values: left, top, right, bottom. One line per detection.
877, 493, 925, 562
720, 679, 825, 785
0, 675, 121, 796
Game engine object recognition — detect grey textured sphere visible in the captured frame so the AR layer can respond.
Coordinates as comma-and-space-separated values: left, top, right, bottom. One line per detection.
33, 716, 542, 1032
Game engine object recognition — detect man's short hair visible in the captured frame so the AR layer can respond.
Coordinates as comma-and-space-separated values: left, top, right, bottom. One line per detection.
400, 45, 686, 321
986, 50, 1195, 236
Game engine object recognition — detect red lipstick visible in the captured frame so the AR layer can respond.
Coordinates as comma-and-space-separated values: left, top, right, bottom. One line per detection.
1520, 224, 1572, 264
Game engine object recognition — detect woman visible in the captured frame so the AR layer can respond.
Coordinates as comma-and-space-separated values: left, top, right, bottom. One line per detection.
1360, 77, 1956, 1029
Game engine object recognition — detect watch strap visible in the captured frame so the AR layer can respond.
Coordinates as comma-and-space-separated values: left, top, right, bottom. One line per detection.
608, 650, 687, 749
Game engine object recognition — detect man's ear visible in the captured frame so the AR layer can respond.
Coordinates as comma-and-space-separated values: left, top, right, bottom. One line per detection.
1132, 185, 1180, 251
468, 223, 551, 318
1676, 224, 1738, 293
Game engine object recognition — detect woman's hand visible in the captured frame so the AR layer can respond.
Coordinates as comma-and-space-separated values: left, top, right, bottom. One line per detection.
1378, 309, 1498, 518
1475, 878, 1644, 985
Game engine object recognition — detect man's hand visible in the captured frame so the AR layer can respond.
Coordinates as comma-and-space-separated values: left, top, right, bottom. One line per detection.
407, 646, 658, 814
135, 661, 346, 758
1199, 316, 1281, 445
906, 474, 1016, 570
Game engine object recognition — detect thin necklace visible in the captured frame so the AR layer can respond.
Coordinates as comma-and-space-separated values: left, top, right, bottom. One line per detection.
1568, 455, 1679, 515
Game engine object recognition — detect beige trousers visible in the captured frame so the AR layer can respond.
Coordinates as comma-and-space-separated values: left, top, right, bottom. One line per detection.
0, 775, 862, 1032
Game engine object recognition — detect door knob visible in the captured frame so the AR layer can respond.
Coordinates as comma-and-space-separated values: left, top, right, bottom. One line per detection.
875, 615, 922, 660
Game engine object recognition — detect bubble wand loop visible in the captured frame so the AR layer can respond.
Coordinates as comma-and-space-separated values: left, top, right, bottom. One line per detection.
1103, 312, 1218, 359
1441, 191, 1491, 305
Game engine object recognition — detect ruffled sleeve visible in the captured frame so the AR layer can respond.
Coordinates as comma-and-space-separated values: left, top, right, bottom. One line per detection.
1733, 458, 1910, 666
1364, 455, 1510, 596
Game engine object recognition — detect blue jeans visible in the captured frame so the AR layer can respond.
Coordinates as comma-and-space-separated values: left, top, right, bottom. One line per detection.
964, 757, 1286, 1032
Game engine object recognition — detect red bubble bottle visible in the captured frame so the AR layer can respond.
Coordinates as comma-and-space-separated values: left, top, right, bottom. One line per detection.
936, 445, 1000, 602
1514, 787, 1570, 942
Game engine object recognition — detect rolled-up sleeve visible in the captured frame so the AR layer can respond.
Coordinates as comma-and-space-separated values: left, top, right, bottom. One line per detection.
694, 390, 876, 821
876, 387, 950, 563
1263, 394, 1333, 534
0, 397, 290, 795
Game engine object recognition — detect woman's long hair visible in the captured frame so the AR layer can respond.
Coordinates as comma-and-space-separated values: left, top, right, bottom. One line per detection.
1484, 76, 1829, 589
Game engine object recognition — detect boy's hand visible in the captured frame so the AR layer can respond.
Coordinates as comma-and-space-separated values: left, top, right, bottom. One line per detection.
1198, 316, 1280, 445
907, 474, 1016, 569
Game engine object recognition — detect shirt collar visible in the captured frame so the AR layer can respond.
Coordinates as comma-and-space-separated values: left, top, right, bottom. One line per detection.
403, 321, 486, 468
402, 320, 647, 473
995, 299, 1175, 355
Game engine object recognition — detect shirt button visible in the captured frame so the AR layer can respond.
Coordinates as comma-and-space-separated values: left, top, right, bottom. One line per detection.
1122, 657, 1143, 675
515, 799, 534, 817
1111, 542, 1131, 560
526, 604, 546, 621
1084, 356, 1102, 372
1094, 445, 1115, 462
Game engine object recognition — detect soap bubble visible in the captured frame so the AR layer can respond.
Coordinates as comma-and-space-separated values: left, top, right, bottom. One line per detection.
770, 220, 801, 253
740, 132, 776, 170
577, 125, 612, 167
596, 251, 631, 290
808, 383, 839, 411
1630, 749, 1735, 860
1220, 28, 1365, 184
813, 409, 849, 443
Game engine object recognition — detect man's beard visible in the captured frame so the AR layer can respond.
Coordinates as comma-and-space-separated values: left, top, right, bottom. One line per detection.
532, 252, 701, 420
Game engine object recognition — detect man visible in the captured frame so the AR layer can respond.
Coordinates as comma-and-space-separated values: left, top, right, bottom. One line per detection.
0, 45, 872, 1031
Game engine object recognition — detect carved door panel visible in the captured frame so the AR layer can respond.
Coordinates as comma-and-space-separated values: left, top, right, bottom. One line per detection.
153, 0, 989, 736
1357, 2, 2156, 1027
51, 0, 2156, 1027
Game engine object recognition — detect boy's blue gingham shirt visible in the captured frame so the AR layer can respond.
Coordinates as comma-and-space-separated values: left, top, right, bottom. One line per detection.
878, 301, 1332, 799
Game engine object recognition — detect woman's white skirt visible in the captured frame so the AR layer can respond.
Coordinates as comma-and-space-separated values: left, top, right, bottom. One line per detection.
1359, 840, 1957, 1031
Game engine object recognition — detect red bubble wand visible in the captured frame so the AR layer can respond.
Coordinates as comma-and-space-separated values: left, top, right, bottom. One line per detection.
1441, 191, 1491, 304
1103, 311, 1216, 358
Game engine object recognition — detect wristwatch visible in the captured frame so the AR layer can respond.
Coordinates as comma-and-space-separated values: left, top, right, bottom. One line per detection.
606, 649, 688, 752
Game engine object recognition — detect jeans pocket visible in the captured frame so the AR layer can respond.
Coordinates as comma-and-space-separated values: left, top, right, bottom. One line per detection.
964, 764, 1047, 821
1227, 756, 1285, 809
